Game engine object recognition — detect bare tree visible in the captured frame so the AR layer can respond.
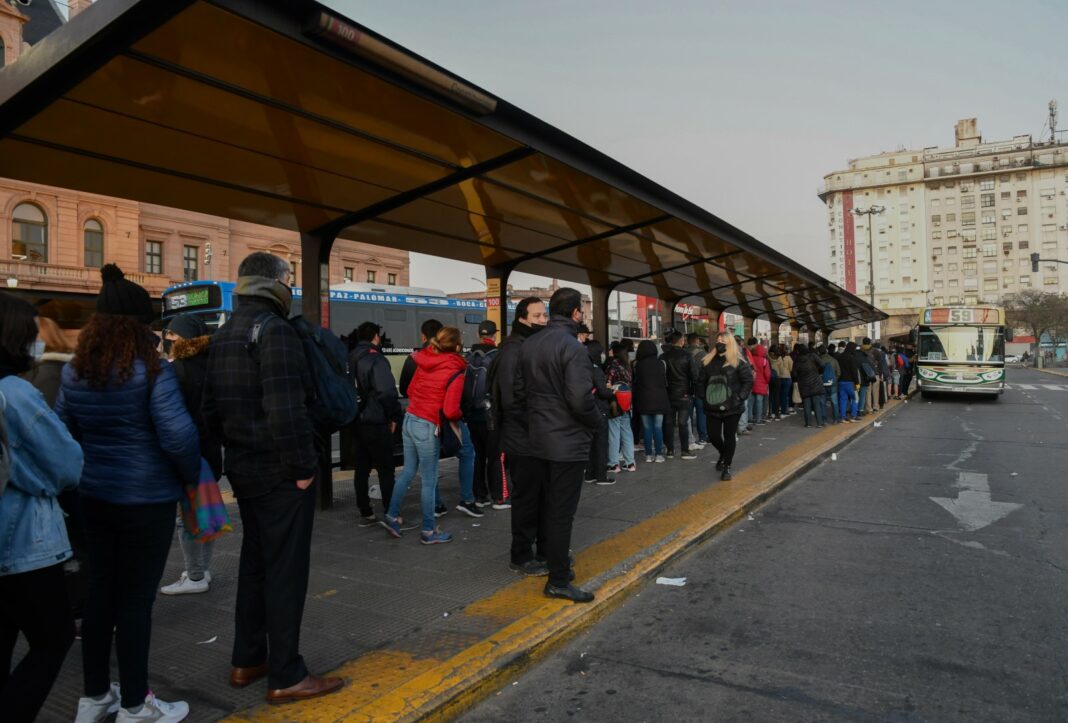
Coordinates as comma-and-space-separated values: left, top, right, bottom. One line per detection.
1004, 290, 1068, 366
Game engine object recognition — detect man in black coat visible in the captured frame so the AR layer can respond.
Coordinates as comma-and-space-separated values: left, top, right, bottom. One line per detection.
350, 321, 403, 526
204, 252, 342, 703
515, 288, 603, 602
660, 330, 699, 459
492, 297, 548, 575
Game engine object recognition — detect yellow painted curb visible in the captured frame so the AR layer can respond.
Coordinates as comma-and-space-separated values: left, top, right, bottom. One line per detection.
225, 400, 902, 723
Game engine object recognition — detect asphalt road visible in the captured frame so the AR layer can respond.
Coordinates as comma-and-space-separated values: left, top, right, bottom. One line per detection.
462, 368, 1068, 722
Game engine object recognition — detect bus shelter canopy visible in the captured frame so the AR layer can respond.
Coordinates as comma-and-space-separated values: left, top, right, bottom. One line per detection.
0, 0, 885, 331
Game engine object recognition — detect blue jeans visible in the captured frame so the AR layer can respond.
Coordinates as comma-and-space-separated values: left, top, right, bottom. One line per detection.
858, 385, 869, 414
690, 398, 708, 442
838, 381, 858, 419
456, 421, 475, 504
748, 394, 766, 424
641, 414, 664, 455
607, 413, 636, 466
388, 415, 441, 532
802, 395, 825, 427
823, 384, 839, 421
779, 378, 793, 414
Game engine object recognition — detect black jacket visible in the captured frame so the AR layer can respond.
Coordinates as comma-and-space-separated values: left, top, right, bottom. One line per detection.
661, 344, 699, 406
398, 343, 425, 398
632, 340, 671, 415
837, 349, 860, 385
24, 353, 72, 408
587, 343, 615, 415
699, 354, 754, 418
514, 316, 602, 463
491, 321, 538, 457
172, 336, 223, 480
793, 352, 825, 398
352, 341, 402, 427
204, 296, 317, 498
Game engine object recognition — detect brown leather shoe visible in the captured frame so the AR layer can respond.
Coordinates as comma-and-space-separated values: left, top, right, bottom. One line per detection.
266, 674, 344, 705
229, 663, 268, 688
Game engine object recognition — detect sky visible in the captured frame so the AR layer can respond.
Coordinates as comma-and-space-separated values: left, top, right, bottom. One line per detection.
325, 0, 1068, 295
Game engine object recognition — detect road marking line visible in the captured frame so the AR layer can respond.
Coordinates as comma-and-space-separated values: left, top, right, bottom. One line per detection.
1015, 383, 1037, 390
1040, 384, 1067, 390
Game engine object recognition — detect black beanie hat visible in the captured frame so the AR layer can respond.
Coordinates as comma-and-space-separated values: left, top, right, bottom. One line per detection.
96, 264, 153, 320
166, 312, 209, 339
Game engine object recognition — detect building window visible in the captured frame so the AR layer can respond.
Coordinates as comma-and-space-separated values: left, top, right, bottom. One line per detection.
963, 247, 977, 259
981, 212, 995, 225
366, 270, 376, 283
289, 261, 298, 281
1017, 189, 1027, 199
961, 229, 977, 242
983, 260, 998, 274
344, 267, 353, 282
145, 241, 163, 274
932, 231, 942, 239
1001, 191, 1011, 200
931, 214, 941, 225
83, 219, 104, 268
1045, 277, 1058, 286
963, 262, 977, 274
12, 203, 48, 262
934, 279, 944, 289
1017, 207, 1028, 215
946, 213, 957, 222
1019, 276, 1031, 287
981, 227, 997, 241
961, 212, 976, 227
981, 193, 995, 208
948, 262, 959, 272
183, 245, 198, 281
933, 296, 944, 305
388, 273, 397, 285
1019, 239, 1029, 250
979, 179, 995, 191
961, 196, 975, 208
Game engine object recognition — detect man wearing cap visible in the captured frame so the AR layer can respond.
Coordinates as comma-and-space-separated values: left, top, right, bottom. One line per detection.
350, 321, 402, 527
466, 320, 505, 508
577, 324, 591, 345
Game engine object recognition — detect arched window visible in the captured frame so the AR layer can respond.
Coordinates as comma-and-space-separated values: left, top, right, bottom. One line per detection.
12, 203, 48, 262
84, 219, 104, 268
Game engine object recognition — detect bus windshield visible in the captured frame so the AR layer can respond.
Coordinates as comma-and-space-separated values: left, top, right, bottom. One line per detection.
918, 325, 1004, 363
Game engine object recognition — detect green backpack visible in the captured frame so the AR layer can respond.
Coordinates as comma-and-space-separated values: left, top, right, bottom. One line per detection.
704, 372, 732, 412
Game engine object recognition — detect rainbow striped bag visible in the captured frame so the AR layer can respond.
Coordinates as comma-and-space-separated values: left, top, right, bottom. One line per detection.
179, 459, 233, 543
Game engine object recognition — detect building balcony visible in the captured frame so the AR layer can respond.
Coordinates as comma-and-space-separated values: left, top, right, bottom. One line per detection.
1, 260, 175, 297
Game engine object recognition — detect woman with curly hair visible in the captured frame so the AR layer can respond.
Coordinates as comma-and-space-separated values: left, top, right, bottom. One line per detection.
57, 265, 200, 723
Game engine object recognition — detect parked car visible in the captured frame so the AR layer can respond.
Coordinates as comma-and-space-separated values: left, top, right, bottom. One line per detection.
1004, 354, 1021, 363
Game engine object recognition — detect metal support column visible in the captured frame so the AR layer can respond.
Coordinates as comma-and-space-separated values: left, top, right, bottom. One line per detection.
591, 285, 613, 344
300, 231, 337, 510
485, 264, 512, 339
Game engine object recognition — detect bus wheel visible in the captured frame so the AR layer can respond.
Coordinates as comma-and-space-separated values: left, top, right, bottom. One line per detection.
920, 391, 932, 400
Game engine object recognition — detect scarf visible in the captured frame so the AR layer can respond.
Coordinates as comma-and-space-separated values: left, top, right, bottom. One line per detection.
235, 275, 292, 316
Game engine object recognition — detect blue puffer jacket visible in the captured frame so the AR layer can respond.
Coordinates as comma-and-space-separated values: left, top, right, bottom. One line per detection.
55, 358, 200, 505
0, 375, 83, 575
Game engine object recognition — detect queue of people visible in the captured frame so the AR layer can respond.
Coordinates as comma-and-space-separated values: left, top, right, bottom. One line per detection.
0, 251, 913, 720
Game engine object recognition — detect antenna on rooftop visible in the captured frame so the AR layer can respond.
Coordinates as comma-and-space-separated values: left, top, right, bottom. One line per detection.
1050, 100, 1058, 144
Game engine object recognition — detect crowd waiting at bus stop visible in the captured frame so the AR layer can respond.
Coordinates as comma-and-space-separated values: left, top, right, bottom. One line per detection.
0, 252, 917, 722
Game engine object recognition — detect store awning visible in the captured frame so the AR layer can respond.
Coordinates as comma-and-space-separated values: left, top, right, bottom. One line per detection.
0, 0, 885, 330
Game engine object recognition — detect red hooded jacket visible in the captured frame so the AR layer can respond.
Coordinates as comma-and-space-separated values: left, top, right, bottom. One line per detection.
749, 344, 772, 396
404, 348, 466, 426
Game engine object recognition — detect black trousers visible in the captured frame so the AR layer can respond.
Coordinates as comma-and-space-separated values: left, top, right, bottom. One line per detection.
527, 459, 585, 587
707, 413, 741, 467
0, 563, 75, 722
80, 498, 174, 708
233, 481, 316, 689
585, 417, 609, 481
468, 420, 505, 502
663, 401, 691, 455
509, 454, 547, 564
353, 423, 396, 516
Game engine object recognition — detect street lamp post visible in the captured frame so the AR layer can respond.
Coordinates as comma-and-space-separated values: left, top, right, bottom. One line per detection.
853, 205, 885, 339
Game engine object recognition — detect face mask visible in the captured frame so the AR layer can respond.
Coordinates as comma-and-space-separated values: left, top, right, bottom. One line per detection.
715, 342, 727, 355
30, 340, 45, 360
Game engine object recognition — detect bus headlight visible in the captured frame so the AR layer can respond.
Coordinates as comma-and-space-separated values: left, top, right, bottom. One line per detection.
980, 370, 1003, 381
918, 368, 938, 379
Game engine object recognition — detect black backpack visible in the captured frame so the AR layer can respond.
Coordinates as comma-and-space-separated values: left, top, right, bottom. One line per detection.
248, 313, 359, 434
462, 347, 497, 421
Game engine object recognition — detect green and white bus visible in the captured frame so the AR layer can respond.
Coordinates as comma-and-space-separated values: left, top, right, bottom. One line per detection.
913, 306, 1011, 399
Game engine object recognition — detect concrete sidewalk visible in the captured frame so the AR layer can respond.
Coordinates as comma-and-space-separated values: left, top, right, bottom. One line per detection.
32, 399, 905, 722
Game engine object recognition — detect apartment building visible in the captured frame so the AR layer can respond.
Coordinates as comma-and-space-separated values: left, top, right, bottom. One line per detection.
820, 117, 1068, 338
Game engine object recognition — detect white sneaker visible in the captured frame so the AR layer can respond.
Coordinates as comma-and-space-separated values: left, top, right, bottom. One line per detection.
76, 683, 121, 723
369, 483, 382, 500
160, 571, 210, 595
654, 455, 666, 463
692, 442, 705, 450
116, 692, 189, 723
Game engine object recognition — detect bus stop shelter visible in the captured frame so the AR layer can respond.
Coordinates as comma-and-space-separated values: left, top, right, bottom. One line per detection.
0, 0, 885, 345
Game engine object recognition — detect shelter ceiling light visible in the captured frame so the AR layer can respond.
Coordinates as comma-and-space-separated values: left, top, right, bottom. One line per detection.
306, 11, 498, 116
